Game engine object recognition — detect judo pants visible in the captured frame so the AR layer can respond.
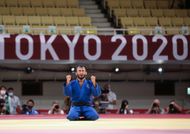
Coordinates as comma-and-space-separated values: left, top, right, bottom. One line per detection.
67, 106, 99, 121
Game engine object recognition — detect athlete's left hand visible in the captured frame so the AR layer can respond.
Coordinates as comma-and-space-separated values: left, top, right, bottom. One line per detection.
91, 75, 96, 87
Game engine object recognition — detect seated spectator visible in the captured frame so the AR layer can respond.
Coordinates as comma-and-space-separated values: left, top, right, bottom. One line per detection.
21, 99, 39, 115
99, 87, 109, 113
147, 99, 164, 114
7, 87, 21, 115
0, 99, 6, 115
0, 86, 10, 114
93, 96, 101, 113
119, 99, 134, 114
186, 110, 190, 114
48, 101, 64, 115
99, 84, 117, 113
105, 84, 117, 110
166, 100, 183, 114
63, 96, 71, 114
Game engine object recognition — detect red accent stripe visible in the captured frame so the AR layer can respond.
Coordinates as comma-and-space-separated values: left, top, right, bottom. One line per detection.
0, 114, 190, 120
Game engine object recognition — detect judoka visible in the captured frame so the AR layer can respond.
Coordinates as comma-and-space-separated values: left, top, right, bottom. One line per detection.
64, 65, 101, 120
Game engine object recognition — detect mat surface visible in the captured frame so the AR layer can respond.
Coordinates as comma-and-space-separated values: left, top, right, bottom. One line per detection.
0, 114, 190, 134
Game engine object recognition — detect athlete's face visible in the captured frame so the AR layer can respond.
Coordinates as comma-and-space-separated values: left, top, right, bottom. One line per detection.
76, 67, 87, 80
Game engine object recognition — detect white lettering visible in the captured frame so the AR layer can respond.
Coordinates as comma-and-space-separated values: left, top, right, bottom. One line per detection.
172, 35, 188, 60
40, 34, 59, 60
62, 34, 79, 61
132, 35, 148, 61
16, 34, 33, 60
84, 35, 101, 60
0, 34, 10, 60
153, 35, 168, 61
111, 35, 127, 60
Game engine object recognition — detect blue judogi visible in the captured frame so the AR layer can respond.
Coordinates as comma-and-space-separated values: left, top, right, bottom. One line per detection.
64, 79, 101, 120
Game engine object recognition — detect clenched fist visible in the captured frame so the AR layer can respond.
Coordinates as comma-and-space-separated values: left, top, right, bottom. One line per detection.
66, 74, 72, 84
91, 75, 96, 87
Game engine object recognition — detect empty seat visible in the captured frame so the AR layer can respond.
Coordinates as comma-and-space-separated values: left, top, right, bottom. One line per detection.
166, 27, 180, 35
183, 17, 190, 26
171, 18, 184, 26
126, 9, 138, 17
72, 8, 85, 16
31, 26, 47, 35
6, 0, 18, 7
3, 16, 15, 25
163, 9, 176, 17
157, 0, 169, 9
140, 27, 154, 35
23, 7, 36, 16
0, 16, 2, 24
138, 9, 151, 17
57, 26, 73, 35
187, 10, 190, 17
35, 8, 48, 16
60, 8, 73, 16
41, 16, 54, 26
120, 0, 132, 8
127, 27, 141, 35
144, 0, 157, 9
67, 0, 79, 8
0, 0, 6, 7
55, 0, 67, 8
131, 0, 144, 8
82, 26, 97, 35
18, 0, 31, 7
53, 16, 67, 26
15, 16, 28, 25
151, 9, 163, 17
79, 17, 91, 26
0, 7, 10, 15
113, 8, 126, 17
145, 17, 158, 26
133, 17, 146, 26
175, 9, 188, 17
120, 17, 134, 28
31, 0, 42, 7
43, 0, 55, 7
113, 8, 126, 27
106, 0, 119, 8
66, 17, 79, 26
10, 7, 23, 16
159, 17, 172, 27
48, 8, 61, 16
107, 0, 120, 17
7, 27, 21, 34
28, 16, 41, 26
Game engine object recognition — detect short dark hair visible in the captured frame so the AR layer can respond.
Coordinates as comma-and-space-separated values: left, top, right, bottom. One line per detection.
7, 87, 14, 91
0, 86, 7, 90
76, 65, 87, 70
170, 100, 175, 103
27, 99, 35, 105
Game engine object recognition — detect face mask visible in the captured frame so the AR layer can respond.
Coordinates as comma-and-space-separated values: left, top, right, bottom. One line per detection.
8, 92, 14, 96
0, 90, 6, 96
28, 105, 33, 109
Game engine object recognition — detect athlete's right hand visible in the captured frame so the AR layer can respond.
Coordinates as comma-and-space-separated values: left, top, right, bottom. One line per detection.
66, 74, 72, 84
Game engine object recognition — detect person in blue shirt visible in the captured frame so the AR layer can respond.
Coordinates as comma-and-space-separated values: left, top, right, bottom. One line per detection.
22, 99, 38, 115
64, 65, 101, 121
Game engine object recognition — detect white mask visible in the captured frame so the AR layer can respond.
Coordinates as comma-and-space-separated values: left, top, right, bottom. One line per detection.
8, 92, 14, 96
0, 90, 6, 96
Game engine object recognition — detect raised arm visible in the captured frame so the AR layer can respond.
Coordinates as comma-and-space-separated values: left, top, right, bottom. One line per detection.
63, 74, 72, 97
90, 75, 101, 97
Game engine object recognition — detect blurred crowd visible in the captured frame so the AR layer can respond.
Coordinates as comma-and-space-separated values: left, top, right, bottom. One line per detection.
0, 84, 189, 115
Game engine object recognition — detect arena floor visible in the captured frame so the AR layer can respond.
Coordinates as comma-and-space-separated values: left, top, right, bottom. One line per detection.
0, 114, 190, 134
